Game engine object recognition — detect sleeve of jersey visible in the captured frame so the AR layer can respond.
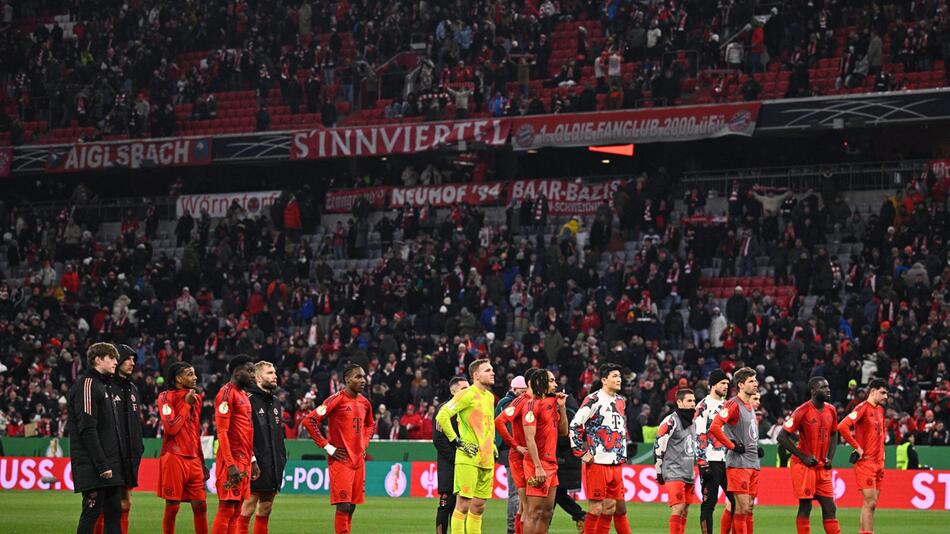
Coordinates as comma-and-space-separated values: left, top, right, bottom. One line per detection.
784, 406, 804, 434
522, 401, 538, 429
159, 393, 188, 437
568, 395, 595, 457
215, 389, 235, 467
837, 404, 862, 449
303, 397, 335, 448
654, 416, 674, 473
829, 406, 839, 434
709, 402, 738, 450
435, 389, 473, 442
494, 406, 518, 449
693, 401, 708, 465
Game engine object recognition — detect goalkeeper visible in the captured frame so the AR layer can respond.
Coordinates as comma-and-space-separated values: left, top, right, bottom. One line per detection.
435, 358, 497, 534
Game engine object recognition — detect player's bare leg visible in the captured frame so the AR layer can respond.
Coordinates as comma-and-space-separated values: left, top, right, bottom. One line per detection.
859, 488, 879, 533
720, 492, 735, 534
816, 495, 840, 534
190, 500, 209, 534
524, 490, 557, 534
517, 487, 527, 534
731, 493, 753, 534
613, 498, 631, 534
584, 498, 615, 533
237, 493, 260, 532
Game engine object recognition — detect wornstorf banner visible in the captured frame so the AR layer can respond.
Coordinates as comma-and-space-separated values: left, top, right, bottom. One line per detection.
176, 190, 281, 218
46, 138, 212, 172
291, 118, 510, 159
509, 103, 760, 150
507, 179, 627, 215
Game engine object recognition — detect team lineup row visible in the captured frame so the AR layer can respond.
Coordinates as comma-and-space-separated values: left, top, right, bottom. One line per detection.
65, 343, 887, 534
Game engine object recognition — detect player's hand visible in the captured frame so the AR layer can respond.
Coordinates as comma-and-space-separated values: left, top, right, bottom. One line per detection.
656, 473, 666, 485
99, 469, 113, 479
184, 389, 197, 405
202, 464, 210, 481
802, 454, 819, 467
516, 446, 528, 455
855, 447, 864, 460
227, 464, 241, 485
823, 458, 832, 470
555, 392, 568, 408
251, 461, 261, 481
533, 465, 547, 485
732, 442, 746, 455
331, 447, 350, 461
461, 442, 479, 457
756, 447, 765, 459
581, 452, 594, 464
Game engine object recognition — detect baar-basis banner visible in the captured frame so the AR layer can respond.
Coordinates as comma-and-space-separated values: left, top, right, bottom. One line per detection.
507, 178, 627, 215
324, 186, 391, 213
46, 138, 212, 172
291, 118, 510, 160
509, 103, 760, 151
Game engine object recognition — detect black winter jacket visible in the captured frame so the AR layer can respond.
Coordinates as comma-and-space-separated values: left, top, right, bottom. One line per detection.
115, 375, 144, 487
248, 384, 287, 493
67, 369, 126, 492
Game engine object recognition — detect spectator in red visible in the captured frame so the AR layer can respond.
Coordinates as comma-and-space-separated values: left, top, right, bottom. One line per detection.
283, 195, 302, 237
750, 20, 766, 73
399, 403, 424, 439
60, 264, 79, 293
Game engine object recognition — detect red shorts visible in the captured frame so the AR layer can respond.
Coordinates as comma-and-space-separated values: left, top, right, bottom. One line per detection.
523, 459, 558, 497
509, 451, 526, 489
583, 463, 624, 501
664, 481, 699, 506
215, 460, 251, 501
726, 468, 759, 495
854, 462, 885, 491
157, 454, 206, 502
329, 461, 366, 505
790, 462, 834, 499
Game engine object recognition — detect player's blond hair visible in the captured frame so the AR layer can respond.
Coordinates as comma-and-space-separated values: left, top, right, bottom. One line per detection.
254, 361, 275, 377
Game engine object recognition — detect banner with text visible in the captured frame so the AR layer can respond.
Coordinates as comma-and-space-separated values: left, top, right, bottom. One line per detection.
176, 190, 282, 218
406, 462, 950, 510
390, 182, 505, 208
291, 119, 510, 160
509, 103, 760, 150
507, 178, 627, 215
324, 186, 391, 213
46, 138, 212, 173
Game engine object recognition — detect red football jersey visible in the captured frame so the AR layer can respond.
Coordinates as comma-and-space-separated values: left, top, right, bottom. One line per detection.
158, 389, 203, 458
784, 401, 837, 467
524, 396, 560, 469
838, 400, 885, 466
495, 394, 531, 451
304, 391, 375, 469
214, 383, 254, 466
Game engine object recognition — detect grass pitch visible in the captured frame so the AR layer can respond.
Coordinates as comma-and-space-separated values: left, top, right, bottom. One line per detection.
0, 491, 946, 533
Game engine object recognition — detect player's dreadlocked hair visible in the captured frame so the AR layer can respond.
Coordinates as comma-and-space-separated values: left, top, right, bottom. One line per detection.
528, 369, 551, 398
166, 361, 194, 389
342, 363, 364, 380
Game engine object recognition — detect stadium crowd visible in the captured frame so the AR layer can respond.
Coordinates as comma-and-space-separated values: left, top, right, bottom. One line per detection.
2, 0, 950, 143
1, 161, 949, 452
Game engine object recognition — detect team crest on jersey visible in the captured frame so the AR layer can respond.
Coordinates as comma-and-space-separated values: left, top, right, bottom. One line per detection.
718, 408, 729, 418
317, 405, 328, 416
849, 411, 858, 420
259, 408, 265, 416
505, 406, 515, 417
218, 402, 229, 414
162, 404, 172, 416
784, 418, 794, 428
525, 412, 535, 423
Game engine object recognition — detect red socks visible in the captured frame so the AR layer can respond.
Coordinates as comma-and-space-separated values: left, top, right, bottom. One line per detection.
163, 503, 181, 534
94, 515, 104, 534
253, 515, 270, 534
732, 513, 748, 534
121, 509, 129, 534
822, 519, 841, 534
670, 515, 687, 534
235, 514, 251, 534
212, 501, 240, 534
596, 513, 613, 534
193, 501, 209, 534
614, 513, 632, 534
720, 510, 734, 534
584, 514, 600, 534
515, 512, 523, 534
796, 517, 810, 534
334, 510, 351, 534
747, 514, 754, 534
